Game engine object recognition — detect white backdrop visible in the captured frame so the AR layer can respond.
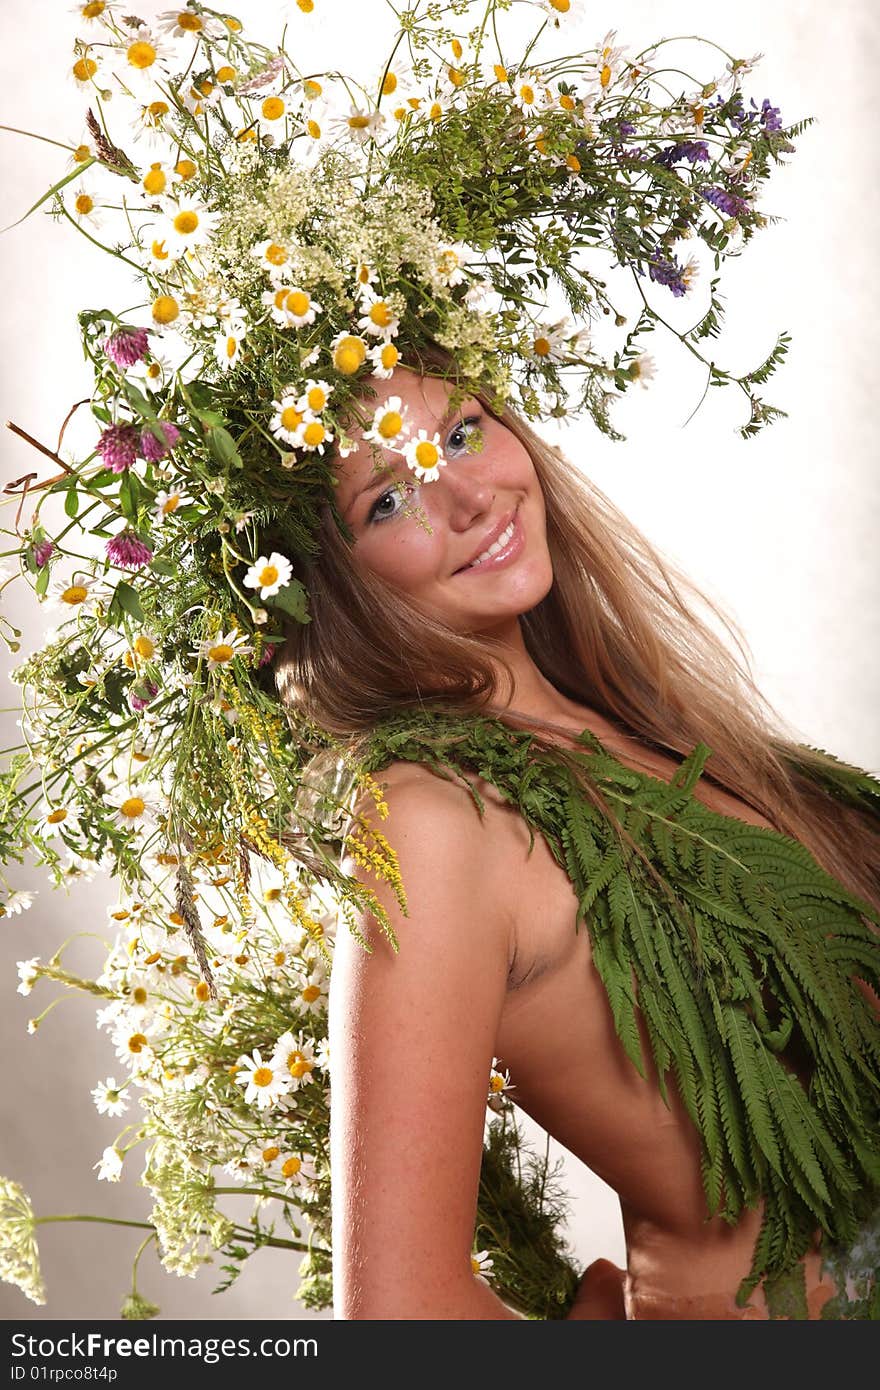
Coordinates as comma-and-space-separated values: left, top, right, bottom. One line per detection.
1, 0, 877, 1320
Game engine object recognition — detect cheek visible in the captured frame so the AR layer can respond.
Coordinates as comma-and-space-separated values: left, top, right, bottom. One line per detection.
353, 521, 444, 587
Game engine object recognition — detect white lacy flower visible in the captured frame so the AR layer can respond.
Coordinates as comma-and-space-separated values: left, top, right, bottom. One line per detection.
2, 890, 36, 916
94, 1146, 124, 1182
16, 958, 40, 996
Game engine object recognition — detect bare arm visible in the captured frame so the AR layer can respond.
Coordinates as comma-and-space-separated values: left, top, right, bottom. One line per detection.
330, 766, 523, 1319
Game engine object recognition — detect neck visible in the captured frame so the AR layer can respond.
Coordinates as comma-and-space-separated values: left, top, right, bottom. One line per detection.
478, 617, 582, 724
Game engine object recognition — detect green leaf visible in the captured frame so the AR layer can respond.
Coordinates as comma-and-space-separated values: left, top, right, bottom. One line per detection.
267, 579, 310, 624
208, 425, 242, 469
64, 488, 80, 518
122, 380, 157, 420
149, 557, 176, 576
34, 565, 50, 598
112, 580, 145, 623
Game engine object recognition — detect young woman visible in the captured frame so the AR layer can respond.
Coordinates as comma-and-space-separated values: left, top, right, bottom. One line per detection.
272, 350, 880, 1320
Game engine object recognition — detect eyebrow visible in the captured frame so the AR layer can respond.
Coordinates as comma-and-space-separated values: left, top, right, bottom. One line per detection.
344, 396, 477, 519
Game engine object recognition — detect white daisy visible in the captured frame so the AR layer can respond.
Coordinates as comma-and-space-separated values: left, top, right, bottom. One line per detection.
588, 31, 628, 95
629, 352, 656, 388
255, 92, 295, 140
91, 1077, 129, 1117
280, 287, 322, 329
296, 378, 333, 414
1, 890, 36, 917
16, 958, 41, 996
127, 97, 177, 151
179, 77, 222, 117
357, 292, 400, 340
368, 339, 402, 378
157, 198, 220, 256
530, 318, 574, 363
512, 76, 545, 116
70, 2, 115, 28
153, 486, 191, 524
251, 237, 294, 285
270, 392, 305, 446
109, 26, 175, 100
488, 1057, 515, 1099
143, 230, 180, 273
155, 9, 227, 43
433, 242, 471, 289
293, 415, 334, 455
235, 1048, 291, 1110
94, 1146, 124, 1182
35, 801, 82, 839
471, 1249, 494, 1277
70, 47, 102, 92
270, 1029, 318, 1093
69, 186, 104, 229
313, 1036, 331, 1074
331, 104, 386, 145
295, 966, 328, 1016
45, 572, 98, 613
279, 1153, 318, 1192
540, 0, 585, 21
108, 782, 162, 836
243, 552, 293, 601
194, 628, 252, 671
111, 1026, 155, 1072
213, 323, 247, 372
60, 852, 98, 884
402, 429, 447, 482
362, 396, 410, 451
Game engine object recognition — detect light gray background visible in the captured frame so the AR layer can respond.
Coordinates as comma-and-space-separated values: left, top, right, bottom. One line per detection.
1, 0, 877, 1319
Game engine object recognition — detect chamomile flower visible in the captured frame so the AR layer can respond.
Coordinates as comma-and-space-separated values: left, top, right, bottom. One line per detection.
16, 958, 41, 996
94, 1146, 124, 1182
195, 628, 252, 671
362, 396, 410, 451
358, 292, 400, 339
109, 782, 162, 836
588, 31, 628, 93
512, 75, 546, 116
471, 1249, 494, 1278
255, 92, 295, 140
530, 319, 573, 363
213, 323, 247, 372
488, 1057, 515, 1099
70, 47, 101, 91
236, 1048, 291, 1111
251, 237, 294, 284
111, 1026, 154, 1073
243, 552, 293, 601
270, 1029, 318, 1093
402, 429, 447, 482
433, 242, 471, 289
628, 352, 657, 387
270, 392, 305, 445
368, 339, 402, 378
1, 890, 36, 917
541, 0, 585, 21
91, 1077, 129, 1117
128, 97, 177, 150
294, 415, 333, 455
134, 348, 173, 393
157, 198, 220, 255
282, 287, 323, 328
332, 104, 386, 145
295, 966, 328, 1016
110, 26, 175, 100
376, 58, 413, 103
69, 187, 104, 228
36, 801, 82, 839
155, 9, 227, 43
144, 232, 180, 272
296, 378, 333, 415
71, 2, 114, 27
279, 1153, 319, 1192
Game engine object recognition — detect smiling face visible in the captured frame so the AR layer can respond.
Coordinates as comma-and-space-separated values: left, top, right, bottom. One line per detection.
331, 366, 554, 636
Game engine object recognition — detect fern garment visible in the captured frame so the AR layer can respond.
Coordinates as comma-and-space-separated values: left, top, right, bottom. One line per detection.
357, 706, 880, 1319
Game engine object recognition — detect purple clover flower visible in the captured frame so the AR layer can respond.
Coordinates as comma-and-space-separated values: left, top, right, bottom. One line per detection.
31, 539, 55, 568
130, 679, 159, 712
96, 423, 140, 473
103, 328, 150, 370
106, 530, 154, 569
648, 257, 688, 298
140, 421, 181, 462
703, 186, 751, 218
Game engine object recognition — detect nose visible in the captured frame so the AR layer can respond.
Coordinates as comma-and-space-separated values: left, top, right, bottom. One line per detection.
435, 460, 494, 528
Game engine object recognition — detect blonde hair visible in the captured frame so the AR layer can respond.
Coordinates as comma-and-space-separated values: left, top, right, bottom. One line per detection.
272, 348, 880, 914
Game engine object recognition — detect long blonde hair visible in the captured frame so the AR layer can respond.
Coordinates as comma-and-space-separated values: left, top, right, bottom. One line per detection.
272, 349, 880, 914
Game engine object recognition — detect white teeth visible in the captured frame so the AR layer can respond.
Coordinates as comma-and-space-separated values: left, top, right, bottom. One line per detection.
468, 518, 515, 567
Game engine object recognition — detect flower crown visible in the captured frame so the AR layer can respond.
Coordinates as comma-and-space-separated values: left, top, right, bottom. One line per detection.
0, 1, 806, 1317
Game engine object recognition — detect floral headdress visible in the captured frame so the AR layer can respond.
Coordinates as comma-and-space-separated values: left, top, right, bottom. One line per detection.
0, 1, 804, 1318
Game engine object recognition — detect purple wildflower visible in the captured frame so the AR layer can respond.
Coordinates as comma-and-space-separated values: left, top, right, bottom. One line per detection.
96, 422, 140, 473
759, 97, 782, 132
618, 121, 636, 137
140, 421, 181, 462
703, 186, 751, 218
130, 679, 159, 712
257, 642, 276, 669
103, 328, 150, 369
656, 140, 710, 168
31, 539, 55, 568
648, 257, 688, 297
106, 530, 154, 569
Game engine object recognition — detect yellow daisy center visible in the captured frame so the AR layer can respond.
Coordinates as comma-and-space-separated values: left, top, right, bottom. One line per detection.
216, 65, 235, 84
263, 1145, 280, 1162
415, 440, 439, 468
177, 12, 202, 31
120, 796, 146, 820
550, 0, 570, 11
148, 100, 169, 120
303, 422, 325, 447
134, 635, 156, 657
348, 114, 370, 130
493, 64, 508, 83
307, 118, 321, 139
519, 84, 535, 105
382, 73, 397, 95
448, 66, 465, 87
307, 386, 327, 410
378, 410, 402, 438
600, 64, 612, 88
287, 1052, 313, 1079
160, 493, 180, 513
175, 158, 197, 180
132, 986, 148, 1005
566, 153, 581, 172
333, 335, 367, 374
304, 79, 322, 99
451, 39, 463, 59
471, 1255, 483, 1274
47, 808, 69, 824
75, 194, 94, 215
368, 300, 394, 327
282, 1156, 302, 1178
173, 209, 199, 235
143, 164, 166, 195
262, 96, 285, 121
428, 102, 442, 121
225, 336, 239, 359
72, 57, 98, 82
195, 981, 210, 1001
61, 584, 88, 604
73, 143, 91, 163
82, 1, 105, 15
252, 1067, 274, 1088
286, 290, 310, 317
301, 984, 321, 1003
208, 643, 234, 663
225, 17, 242, 31
559, 93, 576, 111
127, 41, 158, 71
258, 564, 279, 586
281, 405, 303, 431
297, 0, 315, 11
490, 1074, 506, 1092
380, 342, 400, 369
152, 295, 180, 324
143, 951, 162, 965
151, 239, 170, 262
128, 1033, 148, 1053
534, 336, 552, 356
265, 243, 288, 266
264, 887, 283, 902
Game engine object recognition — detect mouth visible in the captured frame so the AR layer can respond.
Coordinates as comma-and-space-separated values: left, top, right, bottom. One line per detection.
453, 504, 524, 576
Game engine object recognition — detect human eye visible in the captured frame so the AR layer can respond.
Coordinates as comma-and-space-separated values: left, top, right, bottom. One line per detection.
367, 477, 420, 525
446, 413, 483, 456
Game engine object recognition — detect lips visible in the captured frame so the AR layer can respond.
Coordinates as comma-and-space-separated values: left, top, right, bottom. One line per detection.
454, 506, 519, 573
